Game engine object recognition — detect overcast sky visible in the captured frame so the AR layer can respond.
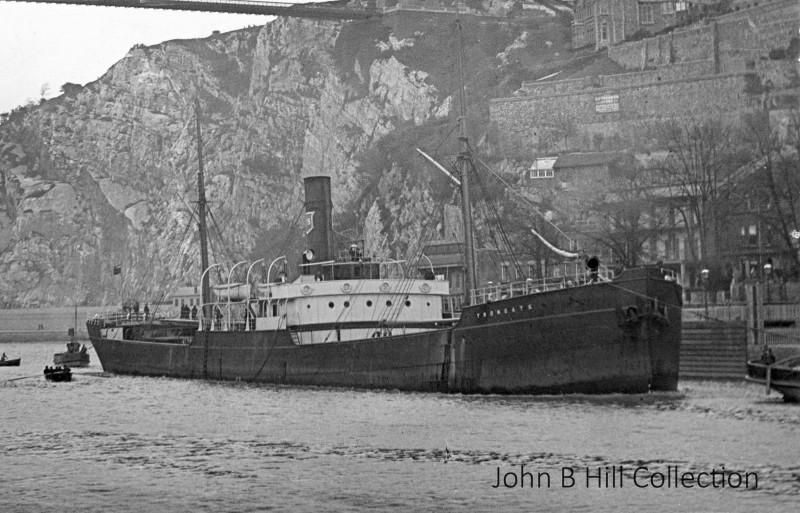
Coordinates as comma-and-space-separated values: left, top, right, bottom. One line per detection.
0, 3, 273, 114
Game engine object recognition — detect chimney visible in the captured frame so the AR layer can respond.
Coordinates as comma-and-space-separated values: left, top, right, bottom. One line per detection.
303, 176, 334, 263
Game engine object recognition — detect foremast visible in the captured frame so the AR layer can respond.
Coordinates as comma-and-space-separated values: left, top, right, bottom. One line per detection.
194, 99, 212, 317
455, 18, 477, 306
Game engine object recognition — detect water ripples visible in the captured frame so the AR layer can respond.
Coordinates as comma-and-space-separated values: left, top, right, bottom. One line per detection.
2, 342, 799, 512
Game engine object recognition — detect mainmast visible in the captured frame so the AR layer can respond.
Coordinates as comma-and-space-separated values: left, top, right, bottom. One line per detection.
194, 99, 212, 314
455, 19, 477, 305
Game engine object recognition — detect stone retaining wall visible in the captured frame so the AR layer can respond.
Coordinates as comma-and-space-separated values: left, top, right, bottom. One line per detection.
490, 72, 758, 156
490, 0, 799, 155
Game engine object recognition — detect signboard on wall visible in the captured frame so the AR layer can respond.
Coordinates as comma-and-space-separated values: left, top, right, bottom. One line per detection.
595, 94, 620, 113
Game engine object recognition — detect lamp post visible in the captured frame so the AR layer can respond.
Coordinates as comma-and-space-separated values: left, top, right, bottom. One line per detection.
701, 268, 710, 317
729, 190, 763, 279
792, 230, 800, 273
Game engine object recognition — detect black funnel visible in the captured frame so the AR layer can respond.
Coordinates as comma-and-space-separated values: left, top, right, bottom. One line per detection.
303, 176, 334, 263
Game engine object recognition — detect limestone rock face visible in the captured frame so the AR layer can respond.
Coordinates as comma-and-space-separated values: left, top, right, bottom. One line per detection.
0, 10, 567, 306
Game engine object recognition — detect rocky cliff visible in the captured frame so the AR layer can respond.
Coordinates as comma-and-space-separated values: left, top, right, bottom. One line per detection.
0, 6, 572, 307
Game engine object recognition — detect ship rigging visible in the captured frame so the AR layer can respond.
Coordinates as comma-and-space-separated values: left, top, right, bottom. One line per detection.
86, 16, 682, 395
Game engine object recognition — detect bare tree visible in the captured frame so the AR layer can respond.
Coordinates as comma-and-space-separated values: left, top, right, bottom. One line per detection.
650, 118, 747, 273
575, 157, 669, 268
741, 111, 800, 274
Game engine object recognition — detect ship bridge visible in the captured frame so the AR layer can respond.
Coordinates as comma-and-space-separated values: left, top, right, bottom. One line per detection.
0, 0, 381, 20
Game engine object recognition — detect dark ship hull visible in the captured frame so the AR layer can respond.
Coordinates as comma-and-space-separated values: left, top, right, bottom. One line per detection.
88, 267, 681, 394
53, 352, 90, 367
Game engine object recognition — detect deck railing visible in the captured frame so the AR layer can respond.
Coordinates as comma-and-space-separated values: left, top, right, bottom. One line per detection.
468, 267, 615, 306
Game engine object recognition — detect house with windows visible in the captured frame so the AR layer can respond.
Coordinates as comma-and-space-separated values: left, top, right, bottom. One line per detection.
522, 151, 699, 284
572, 0, 699, 50
528, 157, 557, 181
167, 285, 202, 316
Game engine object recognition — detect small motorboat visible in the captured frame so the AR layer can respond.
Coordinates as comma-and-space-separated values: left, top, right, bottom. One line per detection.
44, 366, 72, 382
746, 353, 800, 403
54, 341, 90, 367
0, 357, 21, 367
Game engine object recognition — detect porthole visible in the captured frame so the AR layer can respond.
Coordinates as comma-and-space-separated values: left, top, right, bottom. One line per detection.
328, 302, 335, 309
367, 300, 373, 307
386, 300, 392, 307
489, 311, 494, 317
307, 304, 311, 309
344, 301, 350, 308
405, 300, 411, 307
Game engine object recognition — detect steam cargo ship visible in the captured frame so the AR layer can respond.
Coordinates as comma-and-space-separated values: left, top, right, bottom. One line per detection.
87, 22, 681, 393
88, 170, 681, 394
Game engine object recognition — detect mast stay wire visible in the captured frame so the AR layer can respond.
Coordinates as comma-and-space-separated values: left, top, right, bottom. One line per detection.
470, 158, 526, 279
471, 152, 578, 252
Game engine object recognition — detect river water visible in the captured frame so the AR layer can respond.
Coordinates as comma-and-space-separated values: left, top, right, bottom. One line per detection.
1, 341, 798, 512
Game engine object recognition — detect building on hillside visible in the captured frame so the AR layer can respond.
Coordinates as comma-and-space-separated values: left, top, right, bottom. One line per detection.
168, 285, 202, 313
417, 205, 508, 314
522, 151, 704, 288
524, 152, 634, 265
572, 0, 701, 50
722, 167, 800, 287
522, 147, 800, 300
527, 156, 557, 182
493, 0, 800, 157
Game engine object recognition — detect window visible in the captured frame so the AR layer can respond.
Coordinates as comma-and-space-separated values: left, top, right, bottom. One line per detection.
599, 1, 609, 14
530, 158, 556, 179
600, 21, 609, 42
661, 2, 675, 15
666, 235, 678, 260
501, 264, 510, 282
639, 4, 654, 25
530, 168, 554, 179
748, 225, 758, 246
